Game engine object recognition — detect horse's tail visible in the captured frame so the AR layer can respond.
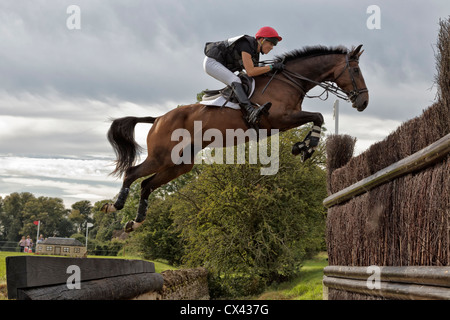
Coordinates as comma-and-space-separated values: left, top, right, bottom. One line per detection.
107, 116, 157, 177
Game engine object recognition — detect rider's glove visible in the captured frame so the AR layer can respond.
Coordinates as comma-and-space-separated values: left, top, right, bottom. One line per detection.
271, 62, 285, 71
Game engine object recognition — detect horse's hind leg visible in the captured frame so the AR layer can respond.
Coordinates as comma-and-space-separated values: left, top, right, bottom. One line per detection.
125, 162, 194, 232
123, 175, 155, 232
101, 158, 159, 213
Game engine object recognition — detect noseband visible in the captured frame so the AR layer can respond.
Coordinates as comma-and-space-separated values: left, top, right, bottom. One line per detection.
271, 54, 368, 103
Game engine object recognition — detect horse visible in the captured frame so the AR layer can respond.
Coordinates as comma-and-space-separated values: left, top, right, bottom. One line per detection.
101, 45, 369, 232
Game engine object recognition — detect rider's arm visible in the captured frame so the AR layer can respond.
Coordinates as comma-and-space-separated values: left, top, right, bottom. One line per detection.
241, 52, 271, 77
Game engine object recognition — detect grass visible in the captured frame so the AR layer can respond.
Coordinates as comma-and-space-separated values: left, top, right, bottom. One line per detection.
254, 252, 328, 300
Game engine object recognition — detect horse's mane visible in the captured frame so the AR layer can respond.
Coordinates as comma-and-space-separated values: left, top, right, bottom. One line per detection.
274, 45, 349, 63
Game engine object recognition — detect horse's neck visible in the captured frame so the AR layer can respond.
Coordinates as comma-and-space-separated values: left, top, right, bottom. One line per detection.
290, 54, 344, 92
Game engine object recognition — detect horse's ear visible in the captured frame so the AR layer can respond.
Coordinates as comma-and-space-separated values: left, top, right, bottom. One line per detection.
351, 44, 364, 59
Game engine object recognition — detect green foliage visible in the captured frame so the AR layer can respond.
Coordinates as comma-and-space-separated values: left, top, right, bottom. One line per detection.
89, 238, 123, 256
0, 193, 74, 242
129, 126, 327, 297
69, 200, 93, 235
255, 251, 328, 300
134, 198, 185, 265
70, 233, 86, 245
0, 194, 125, 256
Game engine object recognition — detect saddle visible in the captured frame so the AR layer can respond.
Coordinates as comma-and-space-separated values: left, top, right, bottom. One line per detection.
202, 73, 254, 105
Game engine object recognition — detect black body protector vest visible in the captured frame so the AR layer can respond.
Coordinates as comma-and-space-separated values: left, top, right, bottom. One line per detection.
204, 35, 259, 73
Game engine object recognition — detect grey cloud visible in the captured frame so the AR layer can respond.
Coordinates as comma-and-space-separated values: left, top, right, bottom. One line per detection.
0, 0, 444, 107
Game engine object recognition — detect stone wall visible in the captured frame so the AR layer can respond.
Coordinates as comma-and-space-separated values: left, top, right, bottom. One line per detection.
134, 267, 210, 300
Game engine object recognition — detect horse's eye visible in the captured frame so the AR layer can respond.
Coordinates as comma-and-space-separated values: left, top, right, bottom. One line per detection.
353, 67, 360, 74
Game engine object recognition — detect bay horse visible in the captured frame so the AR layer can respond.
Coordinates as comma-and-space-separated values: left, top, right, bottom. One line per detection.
102, 45, 369, 232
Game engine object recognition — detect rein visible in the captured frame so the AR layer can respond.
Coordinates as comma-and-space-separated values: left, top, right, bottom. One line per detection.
262, 54, 368, 103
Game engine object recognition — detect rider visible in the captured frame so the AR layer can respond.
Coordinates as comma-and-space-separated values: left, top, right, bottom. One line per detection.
203, 26, 285, 126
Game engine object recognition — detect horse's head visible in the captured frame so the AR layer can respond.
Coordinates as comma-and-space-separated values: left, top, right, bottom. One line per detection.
334, 45, 369, 112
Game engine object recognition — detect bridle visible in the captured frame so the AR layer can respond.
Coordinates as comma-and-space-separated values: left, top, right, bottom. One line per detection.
265, 54, 368, 103
333, 55, 369, 102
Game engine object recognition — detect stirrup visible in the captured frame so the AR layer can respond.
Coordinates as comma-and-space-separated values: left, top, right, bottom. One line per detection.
244, 102, 271, 126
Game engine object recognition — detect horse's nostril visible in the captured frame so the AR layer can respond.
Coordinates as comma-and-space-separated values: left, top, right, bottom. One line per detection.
358, 100, 368, 112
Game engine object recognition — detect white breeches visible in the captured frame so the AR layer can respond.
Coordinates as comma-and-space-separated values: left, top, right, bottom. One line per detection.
203, 56, 241, 86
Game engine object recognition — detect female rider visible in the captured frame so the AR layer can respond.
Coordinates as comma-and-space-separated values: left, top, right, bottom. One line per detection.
203, 26, 285, 126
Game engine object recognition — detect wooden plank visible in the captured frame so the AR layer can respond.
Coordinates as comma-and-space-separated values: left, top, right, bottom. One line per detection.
323, 276, 450, 300
17, 273, 164, 300
323, 133, 450, 208
6, 256, 156, 299
324, 266, 450, 287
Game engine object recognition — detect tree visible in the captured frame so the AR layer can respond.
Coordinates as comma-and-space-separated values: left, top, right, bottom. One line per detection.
134, 197, 185, 265
92, 200, 123, 242
69, 200, 93, 234
129, 125, 327, 296
0, 196, 3, 239
168, 126, 327, 296
0, 192, 35, 241
21, 196, 73, 238
126, 166, 203, 264
0, 193, 75, 243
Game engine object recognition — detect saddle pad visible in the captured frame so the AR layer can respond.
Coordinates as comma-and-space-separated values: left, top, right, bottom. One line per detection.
201, 96, 241, 109
201, 78, 255, 110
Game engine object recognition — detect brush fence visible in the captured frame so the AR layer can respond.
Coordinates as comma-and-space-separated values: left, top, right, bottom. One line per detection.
323, 132, 450, 300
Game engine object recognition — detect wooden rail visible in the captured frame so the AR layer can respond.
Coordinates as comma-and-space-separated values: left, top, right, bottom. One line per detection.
6, 256, 163, 300
323, 133, 450, 208
323, 266, 450, 300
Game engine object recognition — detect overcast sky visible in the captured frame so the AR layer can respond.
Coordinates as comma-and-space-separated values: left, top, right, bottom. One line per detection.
0, 0, 448, 208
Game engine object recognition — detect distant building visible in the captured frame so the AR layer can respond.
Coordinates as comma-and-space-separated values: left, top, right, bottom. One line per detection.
36, 237, 86, 257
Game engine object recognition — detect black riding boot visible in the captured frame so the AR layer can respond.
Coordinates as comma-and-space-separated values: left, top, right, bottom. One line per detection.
231, 82, 271, 126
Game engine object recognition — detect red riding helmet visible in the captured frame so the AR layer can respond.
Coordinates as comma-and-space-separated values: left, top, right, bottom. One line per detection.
255, 26, 282, 42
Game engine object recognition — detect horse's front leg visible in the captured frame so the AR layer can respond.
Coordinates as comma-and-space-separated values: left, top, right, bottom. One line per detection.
283, 110, 324, 161
291, 125, 322, 161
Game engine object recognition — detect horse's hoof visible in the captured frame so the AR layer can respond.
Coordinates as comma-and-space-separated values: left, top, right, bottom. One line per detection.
300, 151, 307, 162
124, 221, 134, 233
292, 142, 305, 156
101, 203, 117, 213
124, 220, 143, 233
301, 149, 314, 162
292, 144, 300, 156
